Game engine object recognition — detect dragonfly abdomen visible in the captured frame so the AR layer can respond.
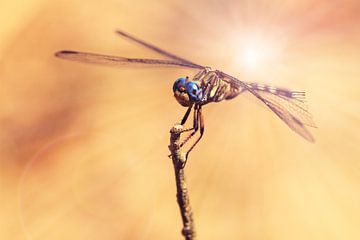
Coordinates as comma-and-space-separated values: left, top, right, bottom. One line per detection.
245, 82, 306, 102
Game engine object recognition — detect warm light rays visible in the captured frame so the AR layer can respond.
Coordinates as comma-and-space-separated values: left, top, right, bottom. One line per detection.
0, 0, 359, 239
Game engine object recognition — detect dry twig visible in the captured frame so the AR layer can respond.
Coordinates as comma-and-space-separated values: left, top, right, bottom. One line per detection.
168, 124, 196, 240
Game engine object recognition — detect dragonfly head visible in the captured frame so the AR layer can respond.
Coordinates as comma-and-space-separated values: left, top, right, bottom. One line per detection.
173, 77, 203, 106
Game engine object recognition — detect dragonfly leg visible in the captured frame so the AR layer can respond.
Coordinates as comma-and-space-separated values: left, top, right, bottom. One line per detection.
185, 105, 204, 162
181, 105, 193, 125
180, 105, 199, 148
178, 105, 196, 133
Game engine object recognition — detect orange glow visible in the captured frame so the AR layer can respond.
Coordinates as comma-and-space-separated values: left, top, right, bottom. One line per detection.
0, 1, 359, 240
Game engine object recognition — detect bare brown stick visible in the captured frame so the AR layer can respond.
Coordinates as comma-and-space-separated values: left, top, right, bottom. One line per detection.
169, 124, 196, 240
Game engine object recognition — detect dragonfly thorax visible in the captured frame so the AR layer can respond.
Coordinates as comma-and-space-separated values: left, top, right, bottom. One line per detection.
173, 77, 203, 107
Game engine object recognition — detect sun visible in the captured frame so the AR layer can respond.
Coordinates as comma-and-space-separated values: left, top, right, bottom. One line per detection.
231, 34, 283, 72
242, 45, 266, 67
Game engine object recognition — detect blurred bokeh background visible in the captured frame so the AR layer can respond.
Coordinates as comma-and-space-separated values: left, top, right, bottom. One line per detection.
0, 0, 359, 239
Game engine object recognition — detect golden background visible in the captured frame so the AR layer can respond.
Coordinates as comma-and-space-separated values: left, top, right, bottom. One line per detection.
1, 0, 359, 239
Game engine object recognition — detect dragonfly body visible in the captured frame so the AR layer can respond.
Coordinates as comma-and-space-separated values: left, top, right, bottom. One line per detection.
173, 68, 241, 107
55, 30, 316, 161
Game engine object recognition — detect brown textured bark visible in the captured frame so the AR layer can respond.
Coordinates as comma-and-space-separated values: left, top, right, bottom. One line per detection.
169, 125, 196, 240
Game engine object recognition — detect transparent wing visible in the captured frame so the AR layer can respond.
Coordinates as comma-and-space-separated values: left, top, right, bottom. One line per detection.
55, 50, 203, 69
218, 70, 316, 142
115, 30, 204, 68
243, 82, 316, 128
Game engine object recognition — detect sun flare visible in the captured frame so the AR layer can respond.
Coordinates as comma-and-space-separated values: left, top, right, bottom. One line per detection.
232, 34, 283, 72
242, 45, 267, 67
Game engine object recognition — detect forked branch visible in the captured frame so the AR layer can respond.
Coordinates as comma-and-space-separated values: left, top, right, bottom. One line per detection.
169, 125, 196, 240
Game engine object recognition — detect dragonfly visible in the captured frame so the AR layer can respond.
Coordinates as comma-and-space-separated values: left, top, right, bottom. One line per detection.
55, 30, 316, 160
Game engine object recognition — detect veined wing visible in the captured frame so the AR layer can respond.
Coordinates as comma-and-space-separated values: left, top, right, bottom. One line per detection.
115, 30, 204, 69
55, 50, 204, 69
243, 82, 316, 128
218, 70, 316, 142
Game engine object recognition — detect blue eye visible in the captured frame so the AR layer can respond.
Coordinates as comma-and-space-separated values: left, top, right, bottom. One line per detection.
186, 82, 203, 102
173, 77, 187, 93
